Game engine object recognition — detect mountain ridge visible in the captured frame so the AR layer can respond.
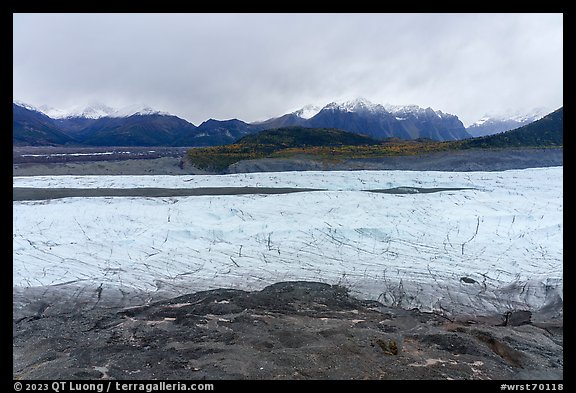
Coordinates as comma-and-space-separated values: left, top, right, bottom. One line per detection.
255, 98, 471, 141
14, 99, 553, 147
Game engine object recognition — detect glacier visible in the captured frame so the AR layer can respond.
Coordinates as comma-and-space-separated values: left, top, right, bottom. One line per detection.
13, 167, 563, 319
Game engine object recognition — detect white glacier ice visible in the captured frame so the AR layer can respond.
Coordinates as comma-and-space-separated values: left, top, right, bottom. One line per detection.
13, 167, 563, 318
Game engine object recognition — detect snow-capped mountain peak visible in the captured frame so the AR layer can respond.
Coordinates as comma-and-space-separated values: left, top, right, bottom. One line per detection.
465, 108, 551, 137
14, 101, 117, 119
324, 97, 387, 113
64, 103, 117, 119
292, 104, 322, 119
469, 109, 548, 128
320, 98, 449, 120
506, 108, 548, 124
13, 100, 71, 118
13, 100, 41, 112
384, 103, 446, 119
112, 104, 169, 118
35, 105, 70, 119
14, 101, 171, 119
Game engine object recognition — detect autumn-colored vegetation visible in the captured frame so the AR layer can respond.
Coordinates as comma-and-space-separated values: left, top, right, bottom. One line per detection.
186, 127, 456, 171
186, 144, 278, 171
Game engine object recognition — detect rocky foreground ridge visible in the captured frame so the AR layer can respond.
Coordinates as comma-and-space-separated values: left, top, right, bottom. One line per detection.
13, 281, 563, 380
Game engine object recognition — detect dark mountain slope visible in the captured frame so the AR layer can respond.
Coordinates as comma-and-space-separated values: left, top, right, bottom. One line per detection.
13, 104, 77, 146
236, 126, 380, 148
252, 113, 309, 129
78, 114, 198, 146
174, 119, 262, 147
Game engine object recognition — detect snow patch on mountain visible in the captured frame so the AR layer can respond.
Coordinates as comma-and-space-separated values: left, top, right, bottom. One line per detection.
292, 104, 322, 119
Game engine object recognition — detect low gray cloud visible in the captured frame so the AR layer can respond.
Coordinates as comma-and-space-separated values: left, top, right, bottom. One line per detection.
13, 13, 563, 126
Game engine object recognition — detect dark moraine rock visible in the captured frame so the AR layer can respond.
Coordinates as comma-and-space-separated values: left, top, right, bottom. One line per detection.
13, 281, 562, 380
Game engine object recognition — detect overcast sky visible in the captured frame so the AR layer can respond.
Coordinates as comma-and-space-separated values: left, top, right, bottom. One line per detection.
13, 13, 563, 126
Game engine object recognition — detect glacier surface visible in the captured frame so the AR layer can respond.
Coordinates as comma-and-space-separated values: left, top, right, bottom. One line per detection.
13, 168, 563, 318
